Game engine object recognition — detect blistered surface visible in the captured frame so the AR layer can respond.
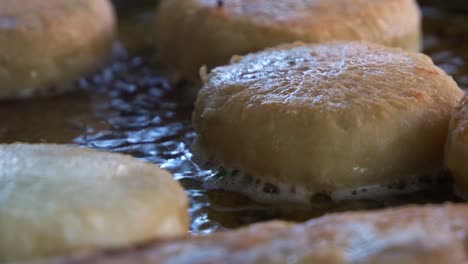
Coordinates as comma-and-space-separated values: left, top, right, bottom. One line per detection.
0, 5, 467, 233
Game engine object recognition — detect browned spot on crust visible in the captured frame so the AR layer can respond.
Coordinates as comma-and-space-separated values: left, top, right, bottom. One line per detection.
414, 66, 440, 75
405, 90, 426, 100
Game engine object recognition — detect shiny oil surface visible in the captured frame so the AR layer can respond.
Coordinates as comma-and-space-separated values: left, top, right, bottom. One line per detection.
0, 2, 466, 233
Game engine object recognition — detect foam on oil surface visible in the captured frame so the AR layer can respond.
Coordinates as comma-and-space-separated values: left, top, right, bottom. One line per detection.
202, 164, 443, 204
192, 139, 446, 204
191, 140, 449, 204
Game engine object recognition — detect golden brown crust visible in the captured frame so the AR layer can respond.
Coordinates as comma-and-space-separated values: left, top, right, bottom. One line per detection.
28, 204, 468, 264
0, 0, 116, 98
446, 94, 468, 196
0, 143, 189, 261
154, 0, 421, 78
192, 42, 464, 199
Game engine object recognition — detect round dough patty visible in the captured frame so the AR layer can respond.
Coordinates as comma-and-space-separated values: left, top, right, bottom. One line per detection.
155, 0, 421, 78
445, 95, 468, 198
0, 143, 189, 261
193, 42, 463, 202
32, 204, 468, 264
0, 0, 116, 99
